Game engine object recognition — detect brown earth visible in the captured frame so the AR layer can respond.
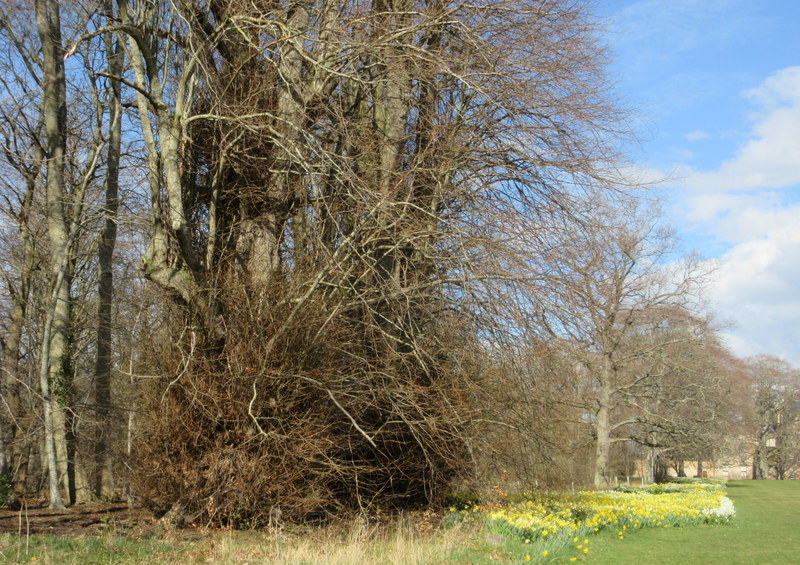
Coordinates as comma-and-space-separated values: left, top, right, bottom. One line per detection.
0, 503, 156, 536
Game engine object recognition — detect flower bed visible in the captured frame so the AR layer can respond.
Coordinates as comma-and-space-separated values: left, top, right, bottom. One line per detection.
473, 480, 734, 562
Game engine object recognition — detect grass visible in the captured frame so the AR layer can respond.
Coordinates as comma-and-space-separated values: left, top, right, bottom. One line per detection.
1, 481, 798, 564
0, 533, 182, 564
0, 513, 474, 564
196, 516, 467, 564
583, 480, 800, 564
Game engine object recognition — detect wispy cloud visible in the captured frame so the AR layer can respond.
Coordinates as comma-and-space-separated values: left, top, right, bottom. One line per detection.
612, 0, 748, 55
685, 130, 709, 141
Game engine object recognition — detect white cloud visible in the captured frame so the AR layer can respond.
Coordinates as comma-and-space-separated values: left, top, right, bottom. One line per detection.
670, 67, 800, 365
682, 191, 796, 243
744, 66, 800, 109
674, 67, 800, 240
713, 201, 800, 244
711, 226, 800, 364
683, 67, 800, 193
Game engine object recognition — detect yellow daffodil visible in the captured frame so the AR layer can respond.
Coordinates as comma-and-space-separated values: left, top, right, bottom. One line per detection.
485, 480, 733, 560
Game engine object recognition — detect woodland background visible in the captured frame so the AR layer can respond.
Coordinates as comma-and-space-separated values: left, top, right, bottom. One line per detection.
0, 0, 797, 527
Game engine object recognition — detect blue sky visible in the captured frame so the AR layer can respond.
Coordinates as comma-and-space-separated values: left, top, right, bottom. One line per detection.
597, 0, 800, 364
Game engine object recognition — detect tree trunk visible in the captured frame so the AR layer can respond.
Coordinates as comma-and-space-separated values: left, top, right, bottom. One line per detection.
644, 448, 656, 484
121, 2, 206, 318
759, 443, 770, 479
593, 353, 616, 489
93, 7, 123, 499
0, 425, 9, 494
36, 279, 67, 510
594, 381, 612, 489
35, 0, 72, 509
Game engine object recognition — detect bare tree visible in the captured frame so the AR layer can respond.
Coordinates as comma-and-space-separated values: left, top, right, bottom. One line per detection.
744, 355, 800, 480
34, 0, 75, 509
0, 16, 45, 501
526, 198, 713, 488
3, 0, 772, 515
0, 0, 115, 507
91, 0, 125, 499
93, 0, 635, 523
619, 313, 731, 482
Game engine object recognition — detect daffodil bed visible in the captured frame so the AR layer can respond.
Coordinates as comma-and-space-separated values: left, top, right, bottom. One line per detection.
457, 479, 734, 561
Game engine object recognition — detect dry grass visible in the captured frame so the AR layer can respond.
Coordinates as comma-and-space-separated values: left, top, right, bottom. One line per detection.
0, 511, 481, 565
192, 514, 469, 565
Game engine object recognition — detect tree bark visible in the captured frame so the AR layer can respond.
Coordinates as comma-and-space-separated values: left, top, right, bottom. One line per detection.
93, 5, 123, 498
35, 0, 72, 509
594, 358, 613, 489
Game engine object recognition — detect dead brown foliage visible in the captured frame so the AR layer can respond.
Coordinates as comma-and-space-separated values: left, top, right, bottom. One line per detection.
134, 284, 484, 527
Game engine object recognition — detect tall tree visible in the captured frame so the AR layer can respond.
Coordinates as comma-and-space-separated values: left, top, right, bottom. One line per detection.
745, 355, 800, 479
621, 316, 731, 482
92, 0, 124, 499
528, 199, 710, 488
30, 0, 109, 506
0, 20, 44, 499
103, 0, 634, 523
34, 0, 71, 509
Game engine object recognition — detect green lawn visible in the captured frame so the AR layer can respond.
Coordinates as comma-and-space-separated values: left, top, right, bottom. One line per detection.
581, 480, 800, 564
